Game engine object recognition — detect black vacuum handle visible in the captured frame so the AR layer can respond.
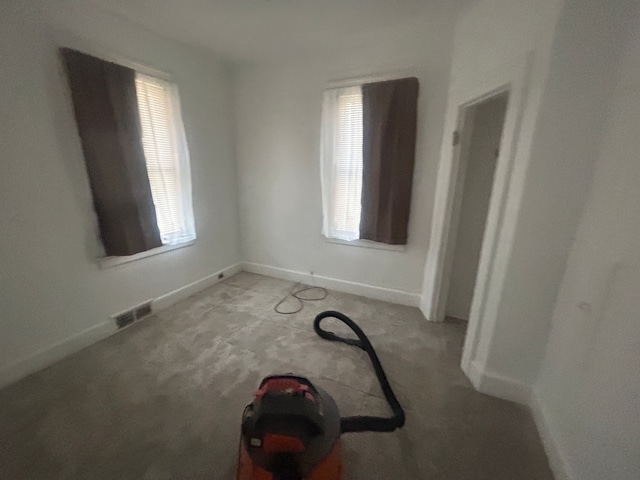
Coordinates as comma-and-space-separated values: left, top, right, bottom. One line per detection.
313, 310, 405, 433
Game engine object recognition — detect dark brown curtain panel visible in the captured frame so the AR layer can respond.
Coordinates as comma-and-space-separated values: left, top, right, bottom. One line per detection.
61, 48, 162, 256
360, 77, 419, 245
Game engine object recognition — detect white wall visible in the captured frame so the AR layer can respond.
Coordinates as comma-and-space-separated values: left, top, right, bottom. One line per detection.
429, 0, 636, 408
421, 0, 563, 389
233, 16, 455, 297
0, 1, 241, 386
534, 3, 640, 478
446, 96, 506, 320
481, 0, 636, 387
441, 0, 639, 477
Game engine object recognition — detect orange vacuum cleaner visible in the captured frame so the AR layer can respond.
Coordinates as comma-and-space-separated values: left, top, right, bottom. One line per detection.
236, 311, 405, 480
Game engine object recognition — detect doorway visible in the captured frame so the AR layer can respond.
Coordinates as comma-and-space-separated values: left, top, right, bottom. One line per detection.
443, 93, 509, 322
420, 57, 530, 385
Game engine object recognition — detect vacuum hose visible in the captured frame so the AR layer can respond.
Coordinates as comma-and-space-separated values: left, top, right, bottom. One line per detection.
313, 311, 405, 433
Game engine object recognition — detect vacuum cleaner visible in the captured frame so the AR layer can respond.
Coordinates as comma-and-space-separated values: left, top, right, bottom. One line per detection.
236, 310, 405, 480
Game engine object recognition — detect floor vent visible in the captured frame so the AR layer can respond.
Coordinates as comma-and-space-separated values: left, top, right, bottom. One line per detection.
113, 301, 153, 329
135, 302, 153, 320
115, 310, 135, 329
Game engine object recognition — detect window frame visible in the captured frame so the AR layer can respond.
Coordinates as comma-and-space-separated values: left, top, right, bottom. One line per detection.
320, 72, 415, 250
99, 240, 195, 269
59, 43, 197, 264
324, 236, 406, 252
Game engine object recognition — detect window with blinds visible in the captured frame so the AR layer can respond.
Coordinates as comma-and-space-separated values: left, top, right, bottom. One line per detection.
320, 86, 363, 241
135, 73, 195, 245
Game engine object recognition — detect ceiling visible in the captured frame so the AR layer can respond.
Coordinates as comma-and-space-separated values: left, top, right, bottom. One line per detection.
90, 0, 475, 62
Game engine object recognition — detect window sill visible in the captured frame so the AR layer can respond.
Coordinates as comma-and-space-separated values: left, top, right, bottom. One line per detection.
324, 237, 406, 252
99, 240, 195, 269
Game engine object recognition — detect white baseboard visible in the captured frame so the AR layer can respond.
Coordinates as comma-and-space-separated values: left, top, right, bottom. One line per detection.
242, 262, 421, 307
467, 360, 532, 405
465, 361, 573, 478
0, 262, 242, 389
466, 358, 484, 389
530, 392, 573, 480
0, 320, 115, 389
152, 262, 242, 311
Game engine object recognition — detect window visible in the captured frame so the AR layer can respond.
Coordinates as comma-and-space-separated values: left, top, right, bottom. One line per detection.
320, 77, 419, 246
135, 74, 195, 246
62, 48, 197, 257
320, 86, 363, 241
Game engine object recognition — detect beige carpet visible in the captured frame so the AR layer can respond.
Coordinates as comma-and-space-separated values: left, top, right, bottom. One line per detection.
0, 272, 553, 479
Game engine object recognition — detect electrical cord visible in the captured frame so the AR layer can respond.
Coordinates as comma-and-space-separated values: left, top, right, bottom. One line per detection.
274, 281, 328, 315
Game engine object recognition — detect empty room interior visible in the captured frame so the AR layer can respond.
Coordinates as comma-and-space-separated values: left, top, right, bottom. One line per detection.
1, 0, 639, 479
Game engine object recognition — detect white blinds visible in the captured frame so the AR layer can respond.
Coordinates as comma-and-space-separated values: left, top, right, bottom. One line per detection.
320, 86, 363, 241
135, 73, 195, 245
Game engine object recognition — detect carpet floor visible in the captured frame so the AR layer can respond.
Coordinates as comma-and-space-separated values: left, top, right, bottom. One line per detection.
0, 272, 553, 479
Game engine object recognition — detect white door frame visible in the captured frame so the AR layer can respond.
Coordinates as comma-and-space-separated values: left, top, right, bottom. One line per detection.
420, 55, 532, 377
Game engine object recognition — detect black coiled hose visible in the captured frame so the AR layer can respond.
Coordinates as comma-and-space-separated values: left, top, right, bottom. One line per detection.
313, 311, 405, 434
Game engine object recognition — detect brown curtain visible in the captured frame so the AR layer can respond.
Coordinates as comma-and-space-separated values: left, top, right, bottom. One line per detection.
61, 48, 162, 256
360, 77, 419, 245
